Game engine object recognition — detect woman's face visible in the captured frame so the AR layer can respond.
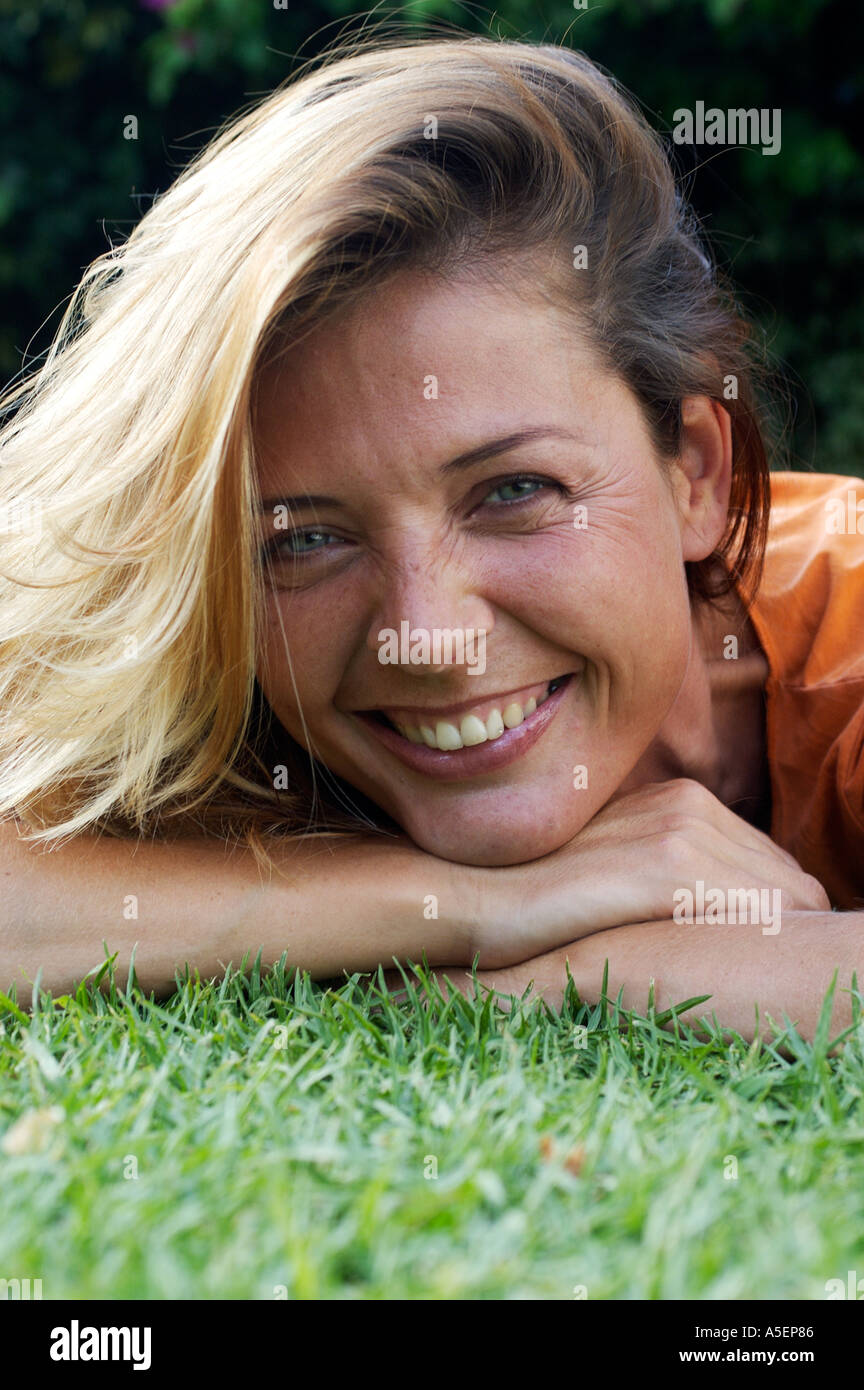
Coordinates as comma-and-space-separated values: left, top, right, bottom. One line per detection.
253, 268, 722, 866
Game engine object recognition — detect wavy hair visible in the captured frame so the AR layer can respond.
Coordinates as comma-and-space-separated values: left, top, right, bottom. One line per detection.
0, 33, 773, 846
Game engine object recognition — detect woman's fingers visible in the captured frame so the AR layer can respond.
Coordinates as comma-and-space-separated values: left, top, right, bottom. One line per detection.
556, 778, 830, 932
489, 776, 833, 965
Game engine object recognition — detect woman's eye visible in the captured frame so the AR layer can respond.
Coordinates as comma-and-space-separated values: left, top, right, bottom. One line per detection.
270, 527, 342, 558
481, 476, 549, 505
260, 527, 347, 572
281, 528, 333, 555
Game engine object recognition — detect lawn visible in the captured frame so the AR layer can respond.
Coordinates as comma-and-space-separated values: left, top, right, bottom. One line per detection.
1, 954, 863, 1301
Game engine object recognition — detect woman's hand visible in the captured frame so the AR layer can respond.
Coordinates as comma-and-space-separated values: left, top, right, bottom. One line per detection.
470, 778, 830, 969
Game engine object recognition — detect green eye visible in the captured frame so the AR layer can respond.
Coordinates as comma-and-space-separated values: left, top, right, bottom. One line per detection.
484, 477, 544, 504
285, 529, 331, 554
260, 528, 340, 568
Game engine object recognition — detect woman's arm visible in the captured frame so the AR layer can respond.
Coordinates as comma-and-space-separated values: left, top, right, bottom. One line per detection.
1, 777, 830, 1003
415, 912, 864, 1044
0, 821, 478, 999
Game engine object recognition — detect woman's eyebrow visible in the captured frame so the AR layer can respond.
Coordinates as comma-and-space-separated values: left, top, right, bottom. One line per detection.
257, 427, 587, 512
258, 492, 344, 513
439, 427, 586, 476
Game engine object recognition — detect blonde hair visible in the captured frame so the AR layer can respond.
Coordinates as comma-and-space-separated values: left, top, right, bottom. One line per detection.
0, 33, 771, 847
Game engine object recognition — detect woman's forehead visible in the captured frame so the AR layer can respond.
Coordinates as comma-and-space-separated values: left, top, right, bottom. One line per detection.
253, 271, 604, 457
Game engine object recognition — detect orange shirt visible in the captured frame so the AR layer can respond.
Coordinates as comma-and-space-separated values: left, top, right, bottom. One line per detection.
740, 471, 864, 908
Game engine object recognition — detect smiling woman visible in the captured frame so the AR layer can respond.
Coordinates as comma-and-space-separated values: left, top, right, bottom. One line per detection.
0, 34, 861, 1041
252, 270, 723, 864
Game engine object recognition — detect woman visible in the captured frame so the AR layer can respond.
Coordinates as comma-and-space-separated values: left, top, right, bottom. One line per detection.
1, 36, 859, 1042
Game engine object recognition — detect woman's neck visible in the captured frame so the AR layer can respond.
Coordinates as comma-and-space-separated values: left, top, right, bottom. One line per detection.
617, 585, 772, 827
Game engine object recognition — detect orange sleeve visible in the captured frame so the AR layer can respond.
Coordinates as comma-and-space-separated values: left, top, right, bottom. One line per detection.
743, 472, 864, 907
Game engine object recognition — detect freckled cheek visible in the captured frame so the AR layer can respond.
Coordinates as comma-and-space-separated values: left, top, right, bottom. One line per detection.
257, 598, 361, 730
484, 534, 688, 700
483, 533, 667, 636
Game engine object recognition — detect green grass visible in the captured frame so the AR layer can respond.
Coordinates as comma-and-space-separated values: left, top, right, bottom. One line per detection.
1, 953, 863, 1300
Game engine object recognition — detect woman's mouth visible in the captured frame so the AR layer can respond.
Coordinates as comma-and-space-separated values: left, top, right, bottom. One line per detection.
352, 672, 577, 781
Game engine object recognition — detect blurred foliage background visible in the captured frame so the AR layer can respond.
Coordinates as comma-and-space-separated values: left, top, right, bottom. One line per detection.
0, 0, 861, 472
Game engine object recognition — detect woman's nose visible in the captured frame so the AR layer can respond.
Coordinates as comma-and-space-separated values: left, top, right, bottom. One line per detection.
364, 554, 494, 675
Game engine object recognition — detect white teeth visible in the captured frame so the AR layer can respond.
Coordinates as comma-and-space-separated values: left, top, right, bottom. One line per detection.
435, 720, 463, 751
485, 708, 504, 740
383, 686, 555, 750
502, 702, 524, 729
460, 714, 488, 747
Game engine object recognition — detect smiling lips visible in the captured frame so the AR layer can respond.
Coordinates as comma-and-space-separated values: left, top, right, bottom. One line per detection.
353, 673, 575, 780
379, 675, 558, 751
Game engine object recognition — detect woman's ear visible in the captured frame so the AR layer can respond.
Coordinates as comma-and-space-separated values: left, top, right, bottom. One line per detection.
671, 395, 733, 561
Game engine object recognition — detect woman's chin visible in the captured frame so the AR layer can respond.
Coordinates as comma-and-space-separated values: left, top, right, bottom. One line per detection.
402, 820, 578, 868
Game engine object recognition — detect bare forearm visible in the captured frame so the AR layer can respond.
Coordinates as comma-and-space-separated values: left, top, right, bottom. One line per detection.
420, 913, 864, 1044
0, 827, 475, 999
571, 913, 862, 1040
